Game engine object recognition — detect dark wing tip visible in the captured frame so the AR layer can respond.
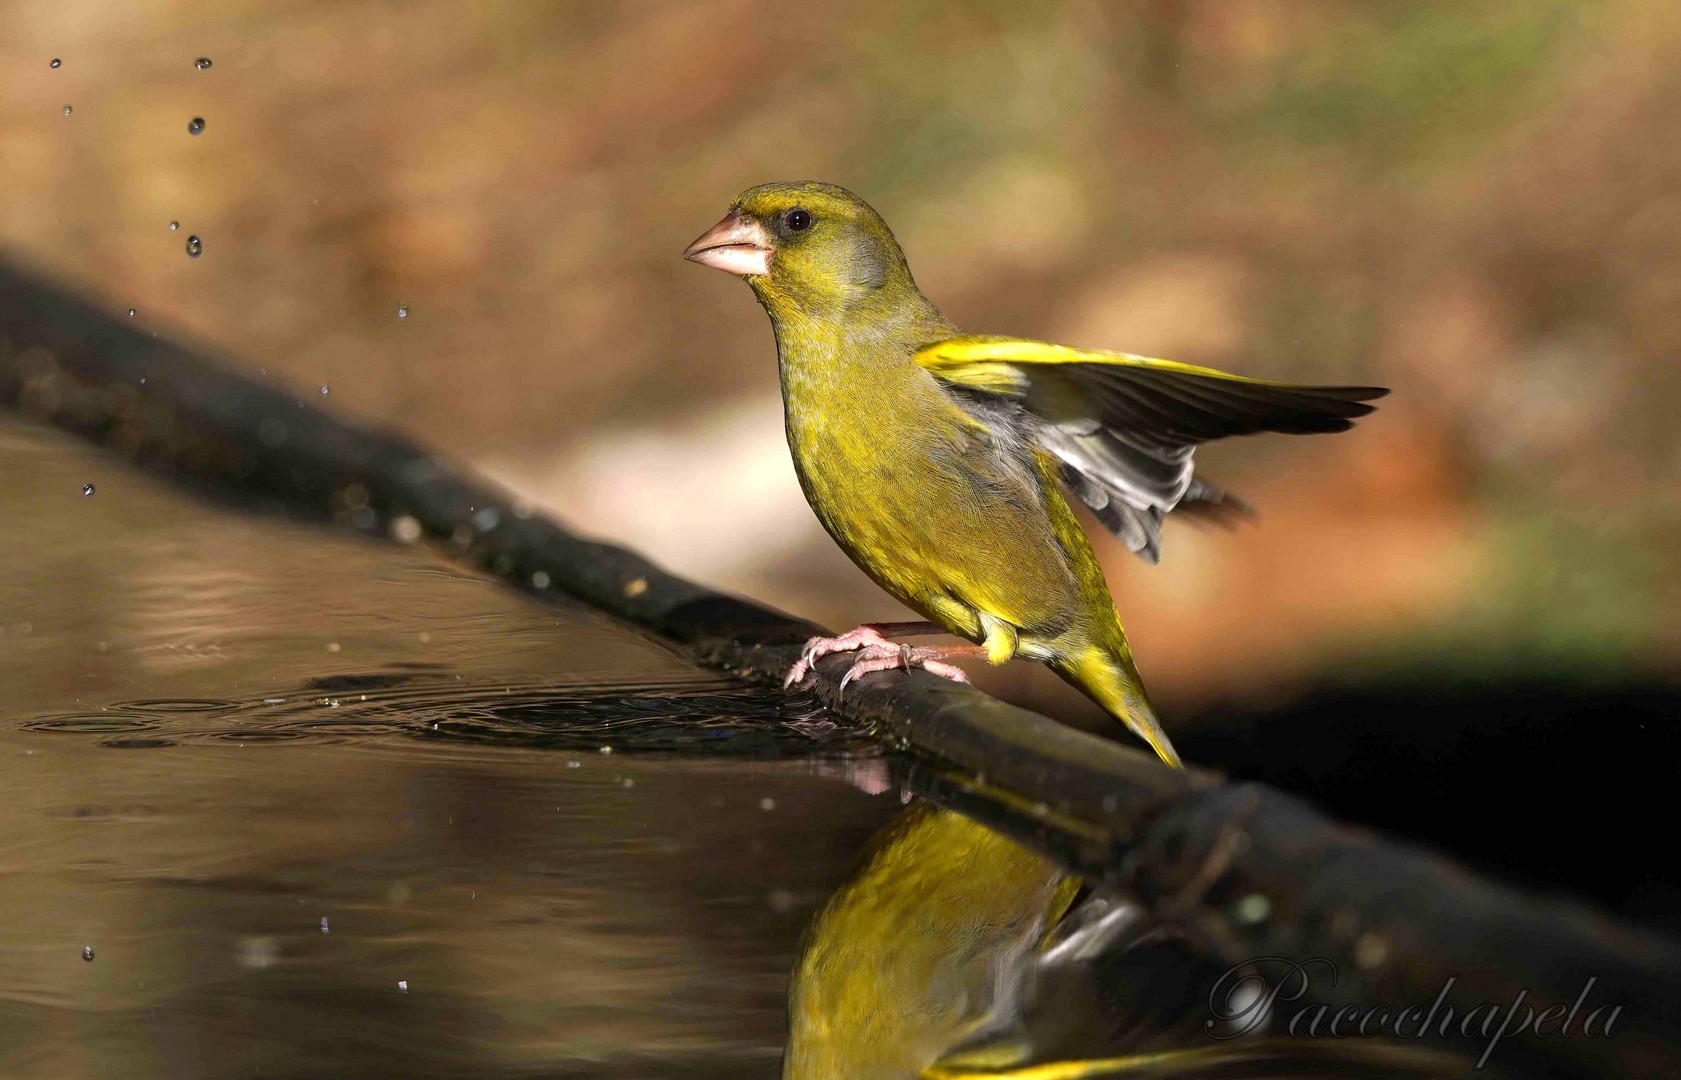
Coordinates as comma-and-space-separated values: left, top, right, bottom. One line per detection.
1331, 385, 1390, 402
1260, 384, 1389, 432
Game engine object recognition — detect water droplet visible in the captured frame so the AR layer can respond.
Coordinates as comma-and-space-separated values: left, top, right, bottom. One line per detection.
599, 745, 613, 755
396, 304, 409, 319
1233, 893, 1272, 925
759, 797, 776, 811
127, 308, 136, 317
185, 235, 202, 257
195, 57, 213, 70
397, 980, 409, 993
1354, 932, 1390, 970
187, 117, 205, 135
82, 946, 94, 961
50, 58, 62, 69
82, 484, 95, 497
62, 105, 72, 116
319, 384, 329, 395
168, 220, 179, 231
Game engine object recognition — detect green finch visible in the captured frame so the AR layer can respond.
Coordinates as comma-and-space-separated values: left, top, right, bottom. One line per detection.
684, 182, 1385, 767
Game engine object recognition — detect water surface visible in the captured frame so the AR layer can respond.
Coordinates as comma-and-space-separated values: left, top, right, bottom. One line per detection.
0, 417, 897, 1078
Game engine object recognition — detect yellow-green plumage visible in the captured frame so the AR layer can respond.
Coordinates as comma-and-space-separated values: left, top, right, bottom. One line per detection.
784, 802, 1076, 1079
686, 181, 1385, 767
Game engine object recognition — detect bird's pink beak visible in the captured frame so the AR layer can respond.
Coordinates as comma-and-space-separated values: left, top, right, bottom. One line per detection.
683, 212, 773, 277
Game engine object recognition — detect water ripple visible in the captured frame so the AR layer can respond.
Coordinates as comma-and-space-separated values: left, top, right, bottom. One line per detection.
24, 673, 863, 756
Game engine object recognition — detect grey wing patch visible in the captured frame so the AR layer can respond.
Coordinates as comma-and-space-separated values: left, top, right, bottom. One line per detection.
1059, 458, 1165, 562
943, 384, 1249, 564
1039, 423, 1240, 565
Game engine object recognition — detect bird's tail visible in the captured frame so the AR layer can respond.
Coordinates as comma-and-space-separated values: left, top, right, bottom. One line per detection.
1056, 645, 1182, 768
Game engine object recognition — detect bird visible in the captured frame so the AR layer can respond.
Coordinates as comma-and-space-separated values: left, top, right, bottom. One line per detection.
684, 181, 1386, 767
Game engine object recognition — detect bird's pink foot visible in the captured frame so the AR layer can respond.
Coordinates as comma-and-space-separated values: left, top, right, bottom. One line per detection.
783, 625, 895, 687
836, 643, 970, 692
783, 624, 972, 690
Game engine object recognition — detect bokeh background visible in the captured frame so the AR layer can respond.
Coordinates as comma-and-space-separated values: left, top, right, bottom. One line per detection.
5, 0, 1679, 721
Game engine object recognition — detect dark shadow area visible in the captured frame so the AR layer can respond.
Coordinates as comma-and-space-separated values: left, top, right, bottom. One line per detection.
1175, 678, 1681, 934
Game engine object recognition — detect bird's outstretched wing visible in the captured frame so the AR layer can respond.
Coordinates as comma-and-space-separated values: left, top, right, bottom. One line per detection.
914, 335, 1388, 563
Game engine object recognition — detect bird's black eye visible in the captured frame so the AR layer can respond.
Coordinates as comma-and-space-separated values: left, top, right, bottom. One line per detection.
785, 208, 812, 232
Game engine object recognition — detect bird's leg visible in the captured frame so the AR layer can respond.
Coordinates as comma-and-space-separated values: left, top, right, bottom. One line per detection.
859, 621, 945, 637
783, 623, 972, 688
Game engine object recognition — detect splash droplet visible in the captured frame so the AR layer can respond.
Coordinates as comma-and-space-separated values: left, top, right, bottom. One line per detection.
396, 304, 409, 319
319, 384, 329, 396
185, 235, 202, 257
82, 483, 95, 497
168, 220, 179, 231
195, 57, 213, 70
127, 308, 136, 317
187, 117, 205, 135
397, 980, 409, 993
319, 917, 330, 935
82, 946, 94, 961
62, 105, 72, 116
50, 58, 62, 69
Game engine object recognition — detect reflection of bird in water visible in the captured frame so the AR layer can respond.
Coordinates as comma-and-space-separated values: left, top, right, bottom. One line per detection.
784, 801, 1077, 1079
784, 802, 1488, 1079
686, 182, 1385, 767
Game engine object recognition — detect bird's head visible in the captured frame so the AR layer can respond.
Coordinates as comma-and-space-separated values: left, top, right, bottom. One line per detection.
683, 181, 917, 318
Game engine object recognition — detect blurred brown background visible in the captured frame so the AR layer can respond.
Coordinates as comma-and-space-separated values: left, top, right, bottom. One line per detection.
5, 0, 1678, 720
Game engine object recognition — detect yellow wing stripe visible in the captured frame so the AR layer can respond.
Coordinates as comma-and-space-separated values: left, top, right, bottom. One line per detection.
915, 334, 1275, 387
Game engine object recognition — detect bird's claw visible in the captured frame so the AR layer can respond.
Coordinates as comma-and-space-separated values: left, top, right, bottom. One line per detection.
783, 625, 973, 695
782, 625, 898, 688
837, 643, 969, 693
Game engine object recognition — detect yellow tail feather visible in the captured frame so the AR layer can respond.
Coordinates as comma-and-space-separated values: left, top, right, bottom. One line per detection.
1059, 648, 1182, 768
